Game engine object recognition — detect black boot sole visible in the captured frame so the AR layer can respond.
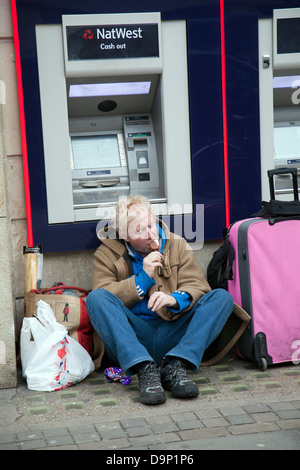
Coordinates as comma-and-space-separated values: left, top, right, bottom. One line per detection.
139, 392, 167, 405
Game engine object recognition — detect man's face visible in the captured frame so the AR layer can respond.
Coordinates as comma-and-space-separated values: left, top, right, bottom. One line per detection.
125, 206, 158, 255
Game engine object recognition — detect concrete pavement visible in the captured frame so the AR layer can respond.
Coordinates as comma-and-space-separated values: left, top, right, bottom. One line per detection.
1, 350, 300, 451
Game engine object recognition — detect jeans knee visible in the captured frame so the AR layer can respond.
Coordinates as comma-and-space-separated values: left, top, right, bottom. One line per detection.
88, 288, 116, 300
212, 288, 233, 304
212, 288, 234, 311
87, 288, 103, 308
199, 288, 233, 312
86, 288, 117, 313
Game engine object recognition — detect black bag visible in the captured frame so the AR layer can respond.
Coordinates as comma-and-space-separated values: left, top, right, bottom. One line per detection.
254, 168, 300, 223
207, 235, 234, 290
255, 199, 300, 218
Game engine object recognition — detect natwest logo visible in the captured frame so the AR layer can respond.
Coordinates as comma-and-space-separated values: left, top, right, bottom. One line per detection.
83, 29, 94, 40
96, 26, 143, 40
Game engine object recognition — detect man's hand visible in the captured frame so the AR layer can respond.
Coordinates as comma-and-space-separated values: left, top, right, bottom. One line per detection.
148, 291, 177, 312
143, 252, 163, 278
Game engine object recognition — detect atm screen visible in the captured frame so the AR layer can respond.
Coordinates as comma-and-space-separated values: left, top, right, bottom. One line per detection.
274, 124, 300, 160
71, 134, 121, 169
277, 18, 300, 54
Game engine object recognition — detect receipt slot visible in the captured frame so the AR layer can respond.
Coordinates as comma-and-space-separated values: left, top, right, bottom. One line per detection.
35, 13, 192, 223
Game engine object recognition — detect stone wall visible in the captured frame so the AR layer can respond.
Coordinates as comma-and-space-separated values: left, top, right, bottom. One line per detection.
0, 0, 18, 387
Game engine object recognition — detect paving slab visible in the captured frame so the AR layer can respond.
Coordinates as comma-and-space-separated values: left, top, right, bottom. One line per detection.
0, 351, 299, 450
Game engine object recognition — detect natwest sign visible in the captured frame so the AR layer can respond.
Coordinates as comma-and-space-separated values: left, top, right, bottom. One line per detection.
96, 26, 143, 40
66, 23, 159, 60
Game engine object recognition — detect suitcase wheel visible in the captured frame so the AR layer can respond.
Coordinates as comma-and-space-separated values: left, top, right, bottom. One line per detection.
255, 332, 271, 371
258, 357, 267, 372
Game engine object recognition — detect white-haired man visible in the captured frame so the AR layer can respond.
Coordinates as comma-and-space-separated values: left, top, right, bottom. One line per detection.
87, 195, 234, 405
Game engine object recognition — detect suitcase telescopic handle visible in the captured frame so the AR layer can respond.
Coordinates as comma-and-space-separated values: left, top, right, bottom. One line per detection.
267, 167, 299, 201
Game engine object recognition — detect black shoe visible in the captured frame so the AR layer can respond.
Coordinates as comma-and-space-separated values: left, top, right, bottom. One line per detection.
137, 362, 166, 405
161, 358, 199, 398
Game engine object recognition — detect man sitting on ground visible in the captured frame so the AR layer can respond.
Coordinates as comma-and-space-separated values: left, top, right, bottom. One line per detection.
87, 195, 234, 405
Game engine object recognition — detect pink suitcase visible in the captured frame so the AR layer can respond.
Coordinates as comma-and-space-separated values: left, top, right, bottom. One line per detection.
227, 169, 300, 370
228, 217, 300, 370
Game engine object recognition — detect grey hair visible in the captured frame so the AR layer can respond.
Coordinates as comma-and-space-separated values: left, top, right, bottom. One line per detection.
113, 195, 154, 239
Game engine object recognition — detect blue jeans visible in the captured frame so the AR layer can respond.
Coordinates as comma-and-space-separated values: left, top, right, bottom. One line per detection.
86, 288, 234, 376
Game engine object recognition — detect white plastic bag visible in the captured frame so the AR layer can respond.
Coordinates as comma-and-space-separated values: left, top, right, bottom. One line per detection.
20, 299, 94, 391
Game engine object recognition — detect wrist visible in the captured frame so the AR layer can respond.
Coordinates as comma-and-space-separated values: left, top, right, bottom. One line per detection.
135, 269, 156, 296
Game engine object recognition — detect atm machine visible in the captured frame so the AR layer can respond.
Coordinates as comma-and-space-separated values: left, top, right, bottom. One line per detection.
35, 12, 193, 224
259, 8, 300, 201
